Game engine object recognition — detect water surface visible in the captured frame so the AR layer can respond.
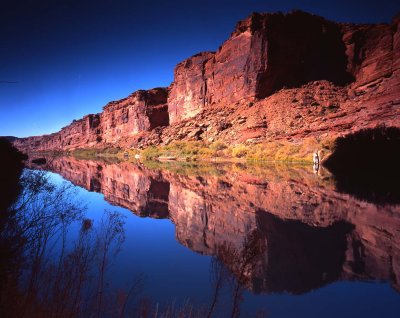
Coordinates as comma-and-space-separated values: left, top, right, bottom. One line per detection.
3, 156, 400, 317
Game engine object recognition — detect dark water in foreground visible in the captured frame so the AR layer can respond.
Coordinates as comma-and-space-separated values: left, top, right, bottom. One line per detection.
2, 156, 400, 317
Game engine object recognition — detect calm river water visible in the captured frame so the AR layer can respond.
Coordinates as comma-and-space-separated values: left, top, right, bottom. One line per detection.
3, 156, 400, 317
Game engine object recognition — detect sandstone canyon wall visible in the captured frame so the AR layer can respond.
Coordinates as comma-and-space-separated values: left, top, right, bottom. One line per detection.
13, 11, 400, 152
14, 88, 169, 152
15, 114, 102, 152
101, 88, 168, 144
168, 11, 352, 123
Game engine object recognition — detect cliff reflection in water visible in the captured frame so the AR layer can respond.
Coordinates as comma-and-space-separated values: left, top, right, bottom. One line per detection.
31, 156, 400, 295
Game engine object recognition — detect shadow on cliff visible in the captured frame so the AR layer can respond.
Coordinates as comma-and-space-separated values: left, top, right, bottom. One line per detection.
324, 126, 400, 204
255, 10, 354, 98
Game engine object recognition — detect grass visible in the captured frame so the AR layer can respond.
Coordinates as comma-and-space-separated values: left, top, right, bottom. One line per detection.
141, 141, 214, 161
243, 137, 333, 162
64, 136, 336, 164
140, 137, 335, 163
70, 147, 124, 160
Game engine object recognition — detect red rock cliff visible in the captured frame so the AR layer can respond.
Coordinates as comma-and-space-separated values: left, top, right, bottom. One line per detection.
101, 88, 168, 145
13, 114, 102, 152
167, 10, 400, 125
14, 87, 168, 152
168, 52, 215, 123
13, 11, 400, 152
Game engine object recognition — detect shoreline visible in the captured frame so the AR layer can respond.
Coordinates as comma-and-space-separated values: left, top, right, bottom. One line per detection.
24, 140, 331, 165
68, 138, 333, 164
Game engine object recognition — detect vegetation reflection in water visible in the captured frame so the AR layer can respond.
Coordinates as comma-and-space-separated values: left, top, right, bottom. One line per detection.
1, 168, 273, 317
2, 152, 400, 317
1, 170, 133, 316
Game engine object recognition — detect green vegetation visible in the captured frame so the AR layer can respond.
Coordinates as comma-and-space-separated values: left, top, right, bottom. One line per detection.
70, 147, 123, 160
140, 137, 334, 163
67, 137, 335, 164
141, 141, 214, 161
242, 137, 334, 162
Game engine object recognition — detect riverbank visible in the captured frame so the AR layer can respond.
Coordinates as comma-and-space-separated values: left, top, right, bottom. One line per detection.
65, 137, 334, 164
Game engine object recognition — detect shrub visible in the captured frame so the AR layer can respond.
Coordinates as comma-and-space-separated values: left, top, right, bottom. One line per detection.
141, 146, 162, 160
210, 141, 227, 151
231, 145, 249, 158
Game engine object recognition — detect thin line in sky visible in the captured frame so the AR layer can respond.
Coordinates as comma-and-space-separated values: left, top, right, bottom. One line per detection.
0, 81, 18, 84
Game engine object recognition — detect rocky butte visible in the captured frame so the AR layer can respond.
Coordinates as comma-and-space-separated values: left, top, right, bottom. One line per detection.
13, 10, 400, 157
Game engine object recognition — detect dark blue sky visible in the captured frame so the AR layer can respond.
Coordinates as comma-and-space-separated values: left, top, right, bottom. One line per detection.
1, 0, 399, 137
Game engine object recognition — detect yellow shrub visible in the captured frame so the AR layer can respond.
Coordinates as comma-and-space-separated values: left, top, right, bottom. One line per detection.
231, 144, 249, 158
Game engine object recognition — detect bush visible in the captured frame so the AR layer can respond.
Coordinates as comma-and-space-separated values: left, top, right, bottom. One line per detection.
141, 146, 162, 160
71, 147, 122, 159
210, 141, 227, 152
231, 145, 248, 158
68, 137, 337, 164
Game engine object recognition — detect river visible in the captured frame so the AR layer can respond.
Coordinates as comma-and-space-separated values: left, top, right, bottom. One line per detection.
2, 156, 400, 317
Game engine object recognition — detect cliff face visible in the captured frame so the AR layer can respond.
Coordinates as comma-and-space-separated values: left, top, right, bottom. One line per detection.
13, 10, 400, 153
158, 12, 400, 146
13, 114, 102, 152
29, 157, 400, 294
167, 11, 399, 124
168, 11, 352, 124
101, 88, 168, 144
168, 52, 215, 124
14, 88, 168, 152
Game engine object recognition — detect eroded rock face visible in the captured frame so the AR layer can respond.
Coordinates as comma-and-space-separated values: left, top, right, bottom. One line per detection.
13, 10, 400, 151
101, 88, 168, 145
168, 52, 215, 124
213, 11, 350, 98
342, 23, 394, 88
30, 157, 400, 294
168, 11, 353, 123
168, 12, 400, 128
14, 88, 168, 152
13, 114, 102, 152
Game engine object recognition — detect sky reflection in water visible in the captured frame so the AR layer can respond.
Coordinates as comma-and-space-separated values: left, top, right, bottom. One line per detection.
12, 158, 400, 317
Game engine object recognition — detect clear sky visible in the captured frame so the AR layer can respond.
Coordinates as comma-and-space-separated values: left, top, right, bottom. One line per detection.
1, 0, 399, 137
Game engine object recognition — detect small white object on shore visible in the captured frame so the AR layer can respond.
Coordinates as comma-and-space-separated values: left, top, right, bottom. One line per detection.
313, 152, 320, 165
